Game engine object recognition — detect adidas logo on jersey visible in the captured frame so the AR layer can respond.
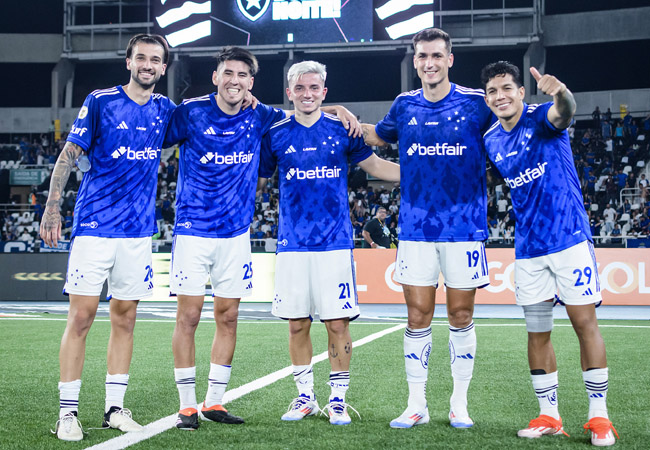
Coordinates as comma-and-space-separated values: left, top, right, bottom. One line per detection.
582, 288, 594, 296
285, 145, 296, 154
342, 302, 352, 309
116, 121, 129, 130
245, 281, 253, 290
495, 153, 503, 162
471, 272, 479, 280
407, 142, 466, 156
204, 127, 217, 135
111, 146, 159, 160
199, 151, 253, 165
408, 117, 418, 125
285, 166, 342, 180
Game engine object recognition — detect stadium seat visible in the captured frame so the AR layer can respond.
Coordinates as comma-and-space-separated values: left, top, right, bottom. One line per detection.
621, 156, 629, 164
623, 165, 632, 174
631, 203, 640, 210
0, 160, 6, 169
620, 213, 631, 223
637, 160, 645, 168
590, 204, 599, 212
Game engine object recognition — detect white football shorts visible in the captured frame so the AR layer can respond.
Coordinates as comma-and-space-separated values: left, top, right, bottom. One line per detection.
515, 240, 602, 306
170, 232, 253, 298
64, 236, 154, 300
393, 240, 489, 289
272, 249, 360, 321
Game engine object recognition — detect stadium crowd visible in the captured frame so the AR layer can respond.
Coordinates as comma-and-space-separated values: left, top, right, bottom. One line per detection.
1, 110, 649, 249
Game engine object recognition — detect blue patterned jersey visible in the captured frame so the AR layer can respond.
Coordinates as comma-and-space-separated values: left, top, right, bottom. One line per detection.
164, 95, 285, 238
375, 84, 493, 242
66, 86, 175, 238
484, 102, 591, 258
260, 112, 373, 252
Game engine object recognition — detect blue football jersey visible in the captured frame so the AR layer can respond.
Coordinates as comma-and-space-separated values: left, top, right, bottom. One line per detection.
164, 95, 285, 238
259, 112, 373, 252
484, 102, 591, 258
66, 86, 175, 238
375, 84, 493, 242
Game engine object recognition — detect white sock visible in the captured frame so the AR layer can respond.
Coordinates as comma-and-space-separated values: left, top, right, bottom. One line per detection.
105, 373, 129, 413
583, 367, 609, 419
205, 363, 232, 408
59, 379, 81, 418
174, 366, 197, 410
449, 322, 476, 415
329, 371, 350, 403
293, 364, 315, 400
532, 371, 560, 419
404, 327, 431, 410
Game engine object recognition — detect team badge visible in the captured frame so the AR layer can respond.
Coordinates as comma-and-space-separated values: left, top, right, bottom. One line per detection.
236, 0, 270, 22
78, 106, 88, 119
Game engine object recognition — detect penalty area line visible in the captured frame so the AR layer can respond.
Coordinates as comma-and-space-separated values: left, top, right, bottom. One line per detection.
84, 323, 406, 450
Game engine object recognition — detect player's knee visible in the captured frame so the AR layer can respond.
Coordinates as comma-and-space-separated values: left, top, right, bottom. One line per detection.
216, 308, 239, 330
523, 301, 554, 333
177, 307, 202, 330
447, 308, 473, 328
288, 319, 309, 336
325, 319, 349, 337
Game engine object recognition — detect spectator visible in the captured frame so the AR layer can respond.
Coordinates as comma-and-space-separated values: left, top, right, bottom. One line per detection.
592, 106, 601, 132
263, 231, 277, 253
362, 207, 391, 249
603, 203, 617, 233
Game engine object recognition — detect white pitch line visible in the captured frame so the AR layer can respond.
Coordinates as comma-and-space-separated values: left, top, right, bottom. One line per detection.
84, 323, 406, 450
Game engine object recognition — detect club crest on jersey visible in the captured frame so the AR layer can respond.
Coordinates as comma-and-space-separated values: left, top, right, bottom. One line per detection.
237, 0, 270, 22
78, 106, 88, 119
407, 142, 466, 156
285, 166, 342, 180
199, 151, 253, 165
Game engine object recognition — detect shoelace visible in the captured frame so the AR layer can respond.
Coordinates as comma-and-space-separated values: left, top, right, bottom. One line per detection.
584, 418, 619, 439
527, 415, 570, 437
91, 407, 137, 430
286, 397, 314, 412
321, 401, 361, 420
51, 413, 84, 436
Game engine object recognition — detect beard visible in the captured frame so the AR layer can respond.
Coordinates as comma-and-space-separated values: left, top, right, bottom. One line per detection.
132, 70, 160, 89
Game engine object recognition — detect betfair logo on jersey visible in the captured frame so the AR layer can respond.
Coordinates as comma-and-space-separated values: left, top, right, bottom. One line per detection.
504, 162, 548, 188
285, 166, 342, 180
70, 126, 88, 137
199, 151, 253, 165
406, 142, 466, 156
111, 146, 159, 160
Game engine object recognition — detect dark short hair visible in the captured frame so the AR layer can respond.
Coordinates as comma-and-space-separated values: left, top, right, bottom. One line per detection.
215, 46, 259, 76
480, 61, 522, 90
126, 34, 170, 65
412, 28, 451, 54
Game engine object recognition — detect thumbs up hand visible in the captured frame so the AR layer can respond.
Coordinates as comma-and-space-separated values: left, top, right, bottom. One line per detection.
530, 67, 567, 97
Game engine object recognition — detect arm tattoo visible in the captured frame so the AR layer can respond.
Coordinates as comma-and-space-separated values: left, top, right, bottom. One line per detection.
42, 142, 83, 229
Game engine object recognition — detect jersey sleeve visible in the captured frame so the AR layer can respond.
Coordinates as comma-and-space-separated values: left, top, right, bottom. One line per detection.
535, 102, 564, 135
163, 104, 188, 148
257, 103, 287, 134
66, 93, 100, 151
375, 97, 400, 144
348, 135, 374, 165
259, 133, 277, 178
477, 97, 497, 134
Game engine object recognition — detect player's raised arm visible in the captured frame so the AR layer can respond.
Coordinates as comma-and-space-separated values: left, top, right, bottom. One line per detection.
357, 153, 400, 182
530, 67, 576, 131
361, 123, 388, 147
40, 142, 84, 247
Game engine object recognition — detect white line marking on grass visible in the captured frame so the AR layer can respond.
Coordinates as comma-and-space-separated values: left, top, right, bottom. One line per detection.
83, 323, 406, 450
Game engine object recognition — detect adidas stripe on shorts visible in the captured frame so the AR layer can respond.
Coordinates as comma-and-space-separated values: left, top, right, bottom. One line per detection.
393, 240, 489, 289
272, 249, 360, 321
64, 236, 154, 300
170, 232, 253, 298
515, 240, 602, 306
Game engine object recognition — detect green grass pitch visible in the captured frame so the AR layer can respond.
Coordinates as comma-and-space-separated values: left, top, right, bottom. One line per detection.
0, 315, 648, 449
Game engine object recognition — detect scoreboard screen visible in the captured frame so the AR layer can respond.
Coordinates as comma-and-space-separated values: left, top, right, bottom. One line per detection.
153, 0, 434, 47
